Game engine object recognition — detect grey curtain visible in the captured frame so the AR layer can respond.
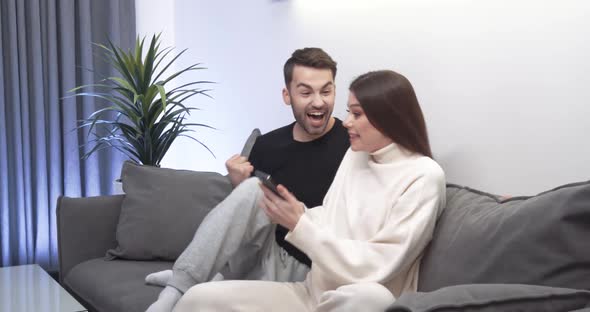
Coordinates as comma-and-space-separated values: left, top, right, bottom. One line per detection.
0, 0, 135, 270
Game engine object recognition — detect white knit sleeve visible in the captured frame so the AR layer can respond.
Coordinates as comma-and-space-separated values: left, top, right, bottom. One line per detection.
285, 171, 445, 285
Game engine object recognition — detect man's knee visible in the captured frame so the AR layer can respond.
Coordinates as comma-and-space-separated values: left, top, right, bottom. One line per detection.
214, 177, 262, 217
317, 283, 395, 312
236, 177, 261, 193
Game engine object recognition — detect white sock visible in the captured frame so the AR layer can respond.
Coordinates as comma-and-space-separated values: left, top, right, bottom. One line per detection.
146, 270, 173, 286
145, 286, 182, 312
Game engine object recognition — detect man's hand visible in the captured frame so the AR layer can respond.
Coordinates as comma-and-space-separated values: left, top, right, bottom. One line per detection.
225, 154, 254, 187
259, 183, 305, 231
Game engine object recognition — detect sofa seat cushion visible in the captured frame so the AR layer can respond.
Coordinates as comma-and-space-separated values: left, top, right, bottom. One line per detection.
63, 258, 173, 312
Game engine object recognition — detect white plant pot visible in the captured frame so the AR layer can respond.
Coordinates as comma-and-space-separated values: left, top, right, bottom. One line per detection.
113, 179, 125, 195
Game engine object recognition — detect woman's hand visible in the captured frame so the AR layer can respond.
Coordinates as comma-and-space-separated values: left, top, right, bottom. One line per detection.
259, 183, 305, 231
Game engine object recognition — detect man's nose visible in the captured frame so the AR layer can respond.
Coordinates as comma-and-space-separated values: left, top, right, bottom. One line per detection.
311, 94, 324, 108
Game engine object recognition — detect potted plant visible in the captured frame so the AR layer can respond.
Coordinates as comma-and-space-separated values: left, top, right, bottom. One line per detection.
69, 33, 214, 168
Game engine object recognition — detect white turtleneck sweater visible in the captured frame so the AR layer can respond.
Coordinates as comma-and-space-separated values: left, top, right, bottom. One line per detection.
285, 143, 446, 302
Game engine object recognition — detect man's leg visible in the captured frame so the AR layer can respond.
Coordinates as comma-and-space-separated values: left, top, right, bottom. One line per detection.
170, 177, 273, 290
172, 280, 312, 312
315, 283, 395, 312
147, 177, 273, 312
146, 180, 311, 285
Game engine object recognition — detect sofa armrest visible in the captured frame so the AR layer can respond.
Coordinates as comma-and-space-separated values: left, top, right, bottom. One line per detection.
56, 195, 124, 282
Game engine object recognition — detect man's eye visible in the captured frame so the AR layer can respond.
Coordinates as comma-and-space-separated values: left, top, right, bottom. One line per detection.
301, 92, 311, 96
321, 90, 332, 95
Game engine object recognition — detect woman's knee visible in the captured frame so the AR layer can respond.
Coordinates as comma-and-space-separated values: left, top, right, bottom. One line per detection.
343, 282, 394, 301
173, 283, 224, 312
317, 283, 395, 312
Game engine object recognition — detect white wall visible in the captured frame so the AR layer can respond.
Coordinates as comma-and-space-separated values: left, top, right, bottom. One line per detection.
137, 0, 590, 195
136, 0, 175, 47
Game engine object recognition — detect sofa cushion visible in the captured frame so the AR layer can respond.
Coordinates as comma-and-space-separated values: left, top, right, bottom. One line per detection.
106, 128, 261, 261
419, 181, 590, 291
63, 258, 173, 312
387, 284, 590, 312
107, 162, 233, 260
240, 128, 261, 157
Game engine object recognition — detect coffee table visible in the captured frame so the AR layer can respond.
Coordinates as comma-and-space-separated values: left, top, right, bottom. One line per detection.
0, 264, 87, 312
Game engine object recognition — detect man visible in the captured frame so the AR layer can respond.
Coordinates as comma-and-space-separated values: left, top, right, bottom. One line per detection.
146, 47, 349, 312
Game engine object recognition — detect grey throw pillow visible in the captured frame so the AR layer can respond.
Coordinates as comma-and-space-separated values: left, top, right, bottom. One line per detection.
419, 181, 590, 292
387, 284, 590, 312
107, 161, 232, 260
240, 128, 261, 157
106, 128, 260, 260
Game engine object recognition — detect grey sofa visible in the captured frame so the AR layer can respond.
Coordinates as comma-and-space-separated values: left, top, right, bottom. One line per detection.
57, 174, 590, 312
58, 194, 171, 312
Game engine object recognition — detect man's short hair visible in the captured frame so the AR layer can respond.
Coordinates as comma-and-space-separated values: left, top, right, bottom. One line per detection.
283, 48, 337, 88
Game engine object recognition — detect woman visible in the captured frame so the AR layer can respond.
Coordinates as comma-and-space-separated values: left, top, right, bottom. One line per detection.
172, 70, 446, 312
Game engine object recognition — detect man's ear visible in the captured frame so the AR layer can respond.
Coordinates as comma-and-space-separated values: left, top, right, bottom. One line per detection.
282, 87, 291, 106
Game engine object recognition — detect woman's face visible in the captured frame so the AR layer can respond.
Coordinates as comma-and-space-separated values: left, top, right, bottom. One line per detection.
343, 91, 393, 153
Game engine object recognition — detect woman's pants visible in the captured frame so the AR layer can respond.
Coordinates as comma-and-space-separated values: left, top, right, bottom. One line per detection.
173, 280, 395, 312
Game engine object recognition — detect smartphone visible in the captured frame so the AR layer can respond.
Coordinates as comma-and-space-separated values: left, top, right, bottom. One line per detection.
254, 170, 281, 196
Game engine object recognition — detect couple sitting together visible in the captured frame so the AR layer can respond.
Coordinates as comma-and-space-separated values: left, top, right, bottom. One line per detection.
146, 47, 446, 312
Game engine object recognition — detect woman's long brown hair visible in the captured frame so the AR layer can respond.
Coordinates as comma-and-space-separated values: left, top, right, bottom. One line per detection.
350, 70, 432, 158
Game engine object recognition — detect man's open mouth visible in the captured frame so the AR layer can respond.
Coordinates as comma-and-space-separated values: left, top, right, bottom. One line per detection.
307, 112, 325, 121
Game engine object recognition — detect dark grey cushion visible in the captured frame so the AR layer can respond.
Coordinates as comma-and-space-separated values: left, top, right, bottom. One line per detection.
387, 284, 590, 312
240, 128, 261, 157
419, 181, 590, 292
107, 161, 232, 260
63, 258, 172, 312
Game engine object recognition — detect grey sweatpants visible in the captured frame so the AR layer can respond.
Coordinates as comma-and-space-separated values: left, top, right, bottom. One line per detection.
169, 177, 309, 293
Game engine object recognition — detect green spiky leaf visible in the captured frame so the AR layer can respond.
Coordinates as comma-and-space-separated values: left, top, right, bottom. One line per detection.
65, 34, 215, 166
